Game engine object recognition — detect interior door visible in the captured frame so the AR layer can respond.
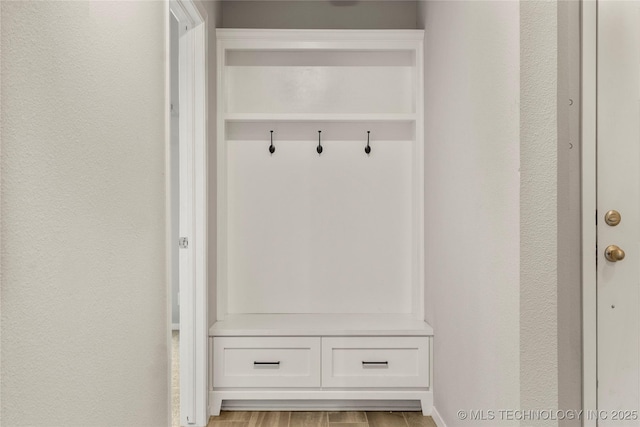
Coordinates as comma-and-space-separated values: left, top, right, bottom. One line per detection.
597, 0, 640, 424
172, 0, 208, 425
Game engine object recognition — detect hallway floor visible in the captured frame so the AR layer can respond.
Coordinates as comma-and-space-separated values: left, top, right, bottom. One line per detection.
172, 332, 436, 427
207, 411, 436, 427
172, 330, 180, 427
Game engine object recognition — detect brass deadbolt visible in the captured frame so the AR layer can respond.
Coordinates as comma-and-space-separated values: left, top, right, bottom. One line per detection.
605, 245, 625, 262
605, 210, 621, 226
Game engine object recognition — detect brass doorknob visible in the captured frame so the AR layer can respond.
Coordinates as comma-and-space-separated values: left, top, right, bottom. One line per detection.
605, 245, 625, 262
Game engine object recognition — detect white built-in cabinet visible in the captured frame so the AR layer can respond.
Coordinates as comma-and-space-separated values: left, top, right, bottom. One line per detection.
210, 29, 433, 416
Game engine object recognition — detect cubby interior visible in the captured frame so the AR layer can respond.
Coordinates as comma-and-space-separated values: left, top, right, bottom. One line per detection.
216, 30, 425, 322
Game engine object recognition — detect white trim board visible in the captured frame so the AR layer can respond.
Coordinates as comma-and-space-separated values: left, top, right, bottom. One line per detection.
209, 390, 433, 417
164, 4, 173, 426
431, 407, 447, 427
223, 113, 418, 122
169, 0, 208, 426
218, 400, 423, 412
216, 28, 426, 42
581, 1, 597, 426
209, 313, 433, 336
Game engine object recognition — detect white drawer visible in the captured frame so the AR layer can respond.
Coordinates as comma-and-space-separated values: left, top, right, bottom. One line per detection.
322, 337, 429, 388
213, 337, 321, 388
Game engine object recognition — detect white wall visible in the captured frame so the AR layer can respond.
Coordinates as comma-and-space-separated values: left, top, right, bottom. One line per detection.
418, 1, 521, 425
1, 2, 169, 426
221, 0, 418, 29
420, 1, 566, 426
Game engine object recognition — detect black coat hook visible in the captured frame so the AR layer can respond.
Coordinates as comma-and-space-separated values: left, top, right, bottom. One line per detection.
365, 131, 371, 155
317, 131, 323, 155
269, 130, 275, 154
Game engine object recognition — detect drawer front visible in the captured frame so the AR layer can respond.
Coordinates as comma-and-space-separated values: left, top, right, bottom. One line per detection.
213, 337, 321, 388
322, 337, 429, 388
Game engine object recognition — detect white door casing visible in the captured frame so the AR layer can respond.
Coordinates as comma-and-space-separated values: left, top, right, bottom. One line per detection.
582, 1, 597, 423
170, 0, 208, 426
597, 1, 640, 425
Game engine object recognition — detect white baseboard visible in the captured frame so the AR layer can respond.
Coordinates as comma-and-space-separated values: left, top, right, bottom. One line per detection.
221, 399, 422, 412
172, 323, 180, 331
209, 390, 433, 417
431, 406, 447, 427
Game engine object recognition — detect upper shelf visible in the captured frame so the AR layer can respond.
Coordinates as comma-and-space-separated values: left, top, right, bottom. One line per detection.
219, 30, 423, 117
217, 29, 425, 46
224, 113, 418, 122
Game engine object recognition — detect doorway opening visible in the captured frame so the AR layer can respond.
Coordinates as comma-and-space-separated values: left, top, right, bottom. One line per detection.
170, 11, 181, 427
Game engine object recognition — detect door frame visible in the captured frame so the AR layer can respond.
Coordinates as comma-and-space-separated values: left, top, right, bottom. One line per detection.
581, 0, 597, 425
168, 0, 208, 425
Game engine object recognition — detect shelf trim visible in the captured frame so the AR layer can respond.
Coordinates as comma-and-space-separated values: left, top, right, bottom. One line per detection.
224, 113, 417, 122
217, 28, 425, 42
210, 314, 434, 337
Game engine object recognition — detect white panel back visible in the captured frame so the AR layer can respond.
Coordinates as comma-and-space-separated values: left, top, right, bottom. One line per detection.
226, 50, 414, 67
227, 140, 413, 314
226, 66, 414, 114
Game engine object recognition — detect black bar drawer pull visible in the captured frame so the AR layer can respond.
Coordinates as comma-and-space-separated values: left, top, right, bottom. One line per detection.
362, 361, 388, 366
254, 361, 280, 366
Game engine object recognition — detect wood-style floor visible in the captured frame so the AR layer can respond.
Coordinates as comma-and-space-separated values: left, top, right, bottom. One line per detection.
172, 331, 180, 427
207, 411, 437, 427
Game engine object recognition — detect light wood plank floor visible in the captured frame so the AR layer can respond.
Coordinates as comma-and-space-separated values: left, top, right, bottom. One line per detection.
207, 411, 437, 427
172, 331, 180, 427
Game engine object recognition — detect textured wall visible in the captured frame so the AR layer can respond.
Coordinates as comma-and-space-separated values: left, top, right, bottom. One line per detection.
520, 1, 559, 425
1, 2, 168, 426
222, 0, 418, 29
418, 2, 521, 426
